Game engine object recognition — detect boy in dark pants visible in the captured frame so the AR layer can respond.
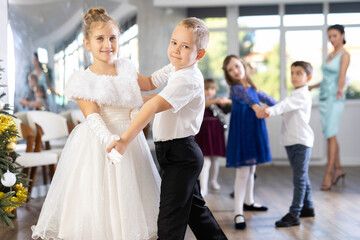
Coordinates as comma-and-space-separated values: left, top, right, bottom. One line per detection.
108, 17, 228, 240
262, 61, 315, 227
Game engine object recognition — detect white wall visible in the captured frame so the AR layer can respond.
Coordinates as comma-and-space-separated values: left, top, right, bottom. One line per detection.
0, 0, 8, 102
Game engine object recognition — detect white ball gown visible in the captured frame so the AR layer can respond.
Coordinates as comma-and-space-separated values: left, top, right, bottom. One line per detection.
31, 58, 161, 240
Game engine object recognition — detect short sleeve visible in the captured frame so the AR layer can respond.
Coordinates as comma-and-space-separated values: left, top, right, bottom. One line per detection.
159, 76, 195, 113
65, 71, 91, 102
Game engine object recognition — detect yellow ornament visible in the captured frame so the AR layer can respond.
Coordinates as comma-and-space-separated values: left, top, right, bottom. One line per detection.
6, 141, 16, 151
0, 114, 17, 143
14, 183, 23, 191
0, 192, 4, 199
15, 184, 28, 203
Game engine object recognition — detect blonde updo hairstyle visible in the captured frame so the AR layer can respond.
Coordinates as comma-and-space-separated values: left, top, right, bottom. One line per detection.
83, 8, 119, 40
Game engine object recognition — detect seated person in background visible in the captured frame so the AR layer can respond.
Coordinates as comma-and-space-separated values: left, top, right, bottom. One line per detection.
20, 73, 38, 110
20, 85, 49, 111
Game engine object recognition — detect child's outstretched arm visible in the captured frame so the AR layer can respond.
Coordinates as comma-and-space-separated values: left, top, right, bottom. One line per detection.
19, 99, 44, 109
267, 94, 306, 117
205, 97, 229, 108
252, 104, 269, 119
257, 90, 277, 106
106, 95, 172, 155
137, 64, 174, 91
142, 93, 158, 103
77, 99, 122, 164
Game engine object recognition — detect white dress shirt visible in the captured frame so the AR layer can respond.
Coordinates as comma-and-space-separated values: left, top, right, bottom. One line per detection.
152, 63, 205, 142
267, 86, 314, 147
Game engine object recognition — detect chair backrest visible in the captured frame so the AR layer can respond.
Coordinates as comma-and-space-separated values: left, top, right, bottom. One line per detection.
13, 118, 23, 141
70, 109, 85, 124
14, 111, 29, 125
14, 118, 35, 152
27, 111, 69, 142
59, 110, 72, 122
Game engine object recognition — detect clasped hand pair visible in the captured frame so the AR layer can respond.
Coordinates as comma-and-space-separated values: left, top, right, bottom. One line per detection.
256, 106, 270, 119
106, 138, 127, 163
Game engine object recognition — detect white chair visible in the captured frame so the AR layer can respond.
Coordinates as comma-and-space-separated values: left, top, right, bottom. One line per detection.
14, 111, 29, 125
14, 112, 31, 152
70, 109, 85, 125
14, 118, 58, 201
26, 111, 71, 155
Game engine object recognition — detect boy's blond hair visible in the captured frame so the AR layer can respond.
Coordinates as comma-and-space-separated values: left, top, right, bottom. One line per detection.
178, 17, 209, 50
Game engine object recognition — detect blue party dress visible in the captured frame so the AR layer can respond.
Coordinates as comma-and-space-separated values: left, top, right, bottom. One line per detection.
319, 51, 346, 139
226, 84, 277, 168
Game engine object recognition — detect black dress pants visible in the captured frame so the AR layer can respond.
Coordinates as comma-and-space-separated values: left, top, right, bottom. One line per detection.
155, 136, 228, 240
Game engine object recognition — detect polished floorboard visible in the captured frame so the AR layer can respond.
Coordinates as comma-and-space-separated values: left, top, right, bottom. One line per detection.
1, 165, 359, 240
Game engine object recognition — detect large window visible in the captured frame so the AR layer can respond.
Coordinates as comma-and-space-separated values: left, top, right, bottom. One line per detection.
233, 2, 360, 100
341, 27, 360, 99
285, 30, 323, 96
54, 32, 85, 105
119, 17, 139, 70
198, 17, 228, 96
238, 5, 281, 100
239, 29, 280, 100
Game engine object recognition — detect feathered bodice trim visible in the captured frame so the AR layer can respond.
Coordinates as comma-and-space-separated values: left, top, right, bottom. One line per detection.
65, 58, 143, 108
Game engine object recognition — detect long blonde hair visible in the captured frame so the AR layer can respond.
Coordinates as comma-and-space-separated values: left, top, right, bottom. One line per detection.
82, 8, 119, 40
222, 55, 257, 91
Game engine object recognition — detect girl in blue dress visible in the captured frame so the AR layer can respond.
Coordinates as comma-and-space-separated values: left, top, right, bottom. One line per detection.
309, 24, 350, 190
222, 55, 276, 230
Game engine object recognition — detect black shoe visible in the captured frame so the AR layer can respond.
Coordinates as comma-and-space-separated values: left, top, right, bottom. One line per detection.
300, 207, 315, 218
234, 214, 246, 230
243, 203, 268, 211
230, 191, 234, 198
275, 213, 300, 227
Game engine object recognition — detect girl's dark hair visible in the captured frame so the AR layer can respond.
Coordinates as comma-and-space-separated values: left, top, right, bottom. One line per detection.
33, 52, 39, 60
204, 78, 216, 90
222, 55, 257, 91
291, 61, 313, 76
328, 24, 346, 45
36, 85, 47, 100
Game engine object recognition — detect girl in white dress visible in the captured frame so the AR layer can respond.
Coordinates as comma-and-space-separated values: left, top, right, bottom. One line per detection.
31, 8, 160, 240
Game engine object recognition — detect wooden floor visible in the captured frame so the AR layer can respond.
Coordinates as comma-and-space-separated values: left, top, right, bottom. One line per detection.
1, 165, 360, 240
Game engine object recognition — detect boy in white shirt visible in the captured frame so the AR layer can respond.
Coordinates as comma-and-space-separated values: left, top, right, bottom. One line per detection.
262, 61, 315, 227
107, 18, 227, 240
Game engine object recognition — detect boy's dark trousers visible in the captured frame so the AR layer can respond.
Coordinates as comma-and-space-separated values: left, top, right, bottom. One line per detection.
285, 144, 313, 216
155, 136, 228, 240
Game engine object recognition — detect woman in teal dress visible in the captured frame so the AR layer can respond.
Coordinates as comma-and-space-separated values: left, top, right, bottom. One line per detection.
309, 24, 350, 190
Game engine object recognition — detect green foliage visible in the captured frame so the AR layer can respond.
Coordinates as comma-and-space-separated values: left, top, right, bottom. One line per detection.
346, 85, 360, 99
0, 192, 17, 228
0, 61, 30, 228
